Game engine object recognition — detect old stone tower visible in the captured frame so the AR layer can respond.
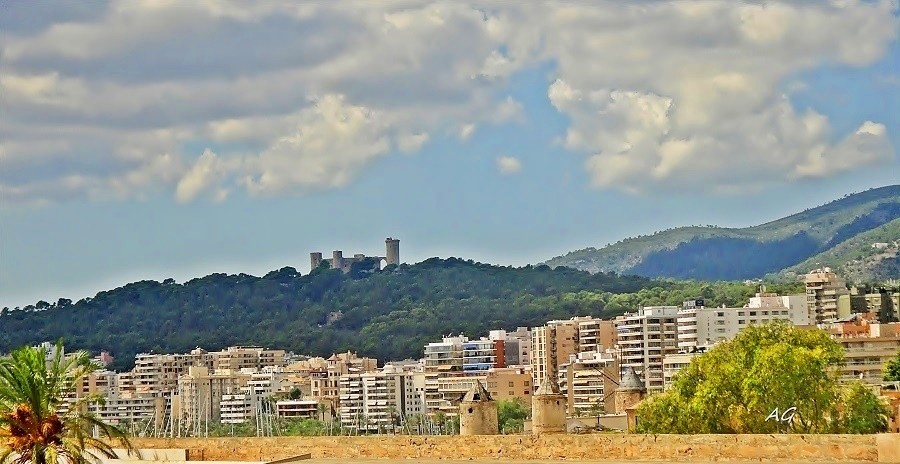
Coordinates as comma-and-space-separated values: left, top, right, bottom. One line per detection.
531, 375, 566, 435
614, 367, 647, 414
459, 380, 499, 435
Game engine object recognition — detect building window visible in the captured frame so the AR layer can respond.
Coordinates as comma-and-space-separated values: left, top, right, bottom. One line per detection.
739, 320, 745, 324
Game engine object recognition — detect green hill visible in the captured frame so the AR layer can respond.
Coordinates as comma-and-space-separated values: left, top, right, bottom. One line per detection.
543, 185, 900, 280
775, 218, 900, 283
0, 259, 798, 371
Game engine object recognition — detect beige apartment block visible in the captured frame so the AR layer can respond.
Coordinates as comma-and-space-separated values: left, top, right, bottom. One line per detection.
558, 351, 617, 416
805, 268, 849, 324
310, 351, 378, 411
212, 346, 287, 371
530, 319, 580, 390
831, 320, 900, 385
133, 349, 215, 397
177, 366, 250, 425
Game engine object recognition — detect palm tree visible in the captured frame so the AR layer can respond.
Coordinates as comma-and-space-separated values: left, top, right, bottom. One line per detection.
0, 342, 136, 464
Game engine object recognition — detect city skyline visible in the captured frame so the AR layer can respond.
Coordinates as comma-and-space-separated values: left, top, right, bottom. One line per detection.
2, 2, 898, 307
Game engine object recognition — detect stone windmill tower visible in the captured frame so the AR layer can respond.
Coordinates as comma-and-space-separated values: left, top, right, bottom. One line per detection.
459, 380, 499, 435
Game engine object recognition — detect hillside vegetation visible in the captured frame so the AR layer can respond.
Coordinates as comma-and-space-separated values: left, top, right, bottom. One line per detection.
0, 259, 800, 371
775, 218, 900, 283
544, 185, 900, 281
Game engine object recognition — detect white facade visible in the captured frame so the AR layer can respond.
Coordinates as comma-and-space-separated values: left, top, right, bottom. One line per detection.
615, 306, 680, 392
558, 350, 617, 416
338, 369, 423, 432
275, 399, 319, 419
423, 336, 466, 373
220, 393, 254, 424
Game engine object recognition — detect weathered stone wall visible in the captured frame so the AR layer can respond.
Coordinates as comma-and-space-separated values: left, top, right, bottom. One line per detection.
459, 401, 499, 435
132, 434, 894, 462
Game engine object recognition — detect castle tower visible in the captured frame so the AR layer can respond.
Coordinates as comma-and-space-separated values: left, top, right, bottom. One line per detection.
614, 367, 647, 414
385, 238, 400, 266
531, 374, 566, 435
332, 250, 344, 272
310, 252, 323, 271
459, 380, 499, 436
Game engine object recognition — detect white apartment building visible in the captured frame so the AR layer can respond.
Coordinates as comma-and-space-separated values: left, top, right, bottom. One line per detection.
662, 352, 703, 390
220, 393, 255, 424
338, 369, 424, 432
423, 336, 466, 373
275, 399, 319, 419
615, 306, 680, 392
677, 299, 806, 351
88, 394, 166, 427
558, 350, 617, 416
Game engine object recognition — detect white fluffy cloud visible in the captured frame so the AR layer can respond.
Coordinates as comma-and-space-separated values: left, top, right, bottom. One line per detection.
0, 0, 896, 204
496, 156, 523, 175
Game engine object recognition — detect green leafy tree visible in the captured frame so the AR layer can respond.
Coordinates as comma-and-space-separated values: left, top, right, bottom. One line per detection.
497, 399, 529, 434
883, 350, 900, 382
0, 342, 135, 464
837, 383, 890, 434
634, 323, 880, 434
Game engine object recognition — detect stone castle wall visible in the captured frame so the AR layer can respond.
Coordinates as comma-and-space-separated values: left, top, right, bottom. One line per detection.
132, 433, 900, 462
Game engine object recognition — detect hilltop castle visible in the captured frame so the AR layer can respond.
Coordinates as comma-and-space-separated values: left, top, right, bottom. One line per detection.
310, 237, 400, 273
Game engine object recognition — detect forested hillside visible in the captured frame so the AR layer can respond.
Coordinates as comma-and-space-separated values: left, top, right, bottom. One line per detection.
0, 258, 798, 371
544, 185, 900, 280
775, 218, 900, 283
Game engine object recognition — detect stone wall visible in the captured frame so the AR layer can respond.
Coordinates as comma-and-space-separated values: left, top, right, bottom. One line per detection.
132, 434, 900, 462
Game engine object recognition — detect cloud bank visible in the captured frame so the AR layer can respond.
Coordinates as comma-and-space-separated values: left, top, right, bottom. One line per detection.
0, 1, 896, 204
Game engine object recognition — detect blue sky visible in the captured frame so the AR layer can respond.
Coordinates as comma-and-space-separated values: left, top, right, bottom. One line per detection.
1, 1, 898, 308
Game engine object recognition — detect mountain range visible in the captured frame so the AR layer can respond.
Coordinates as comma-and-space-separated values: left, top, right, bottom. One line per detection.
543, 185, 900, 282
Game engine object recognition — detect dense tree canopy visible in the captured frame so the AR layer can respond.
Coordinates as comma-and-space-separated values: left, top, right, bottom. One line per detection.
635, 323, 889, 434
0, 258, 801, 371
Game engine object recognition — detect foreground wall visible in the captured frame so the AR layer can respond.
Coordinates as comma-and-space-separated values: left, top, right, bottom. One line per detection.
134, 434, 900, 462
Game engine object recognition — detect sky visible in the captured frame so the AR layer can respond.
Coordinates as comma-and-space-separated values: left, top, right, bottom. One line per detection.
1, 1, 899, 308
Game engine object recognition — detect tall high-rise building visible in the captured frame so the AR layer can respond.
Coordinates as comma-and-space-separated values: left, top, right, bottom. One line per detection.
805, 268, 849, 323
615, 306, 680, 392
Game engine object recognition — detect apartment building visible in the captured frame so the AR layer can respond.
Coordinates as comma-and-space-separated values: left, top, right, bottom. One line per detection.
177, 366, 250, 425
831, 320, 900, 385
676, 299, 805, 351
338, 368, 423, 432
615, 306, 680, 392
558, 351, 617, 416
576, 319, 617, 353
805, 268, 849, 324
310, 352, 378, 405
275, 399, 319, 419
423, 336, 466, 373
531, 319, 581, 389
220, 393, 255, 424
212, 346, 287, 371
489, 327, 532, 366
462, 338, 505, 372
133, 349, 214, 397
88, 394, 167, 427
662, 352, 702, 390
